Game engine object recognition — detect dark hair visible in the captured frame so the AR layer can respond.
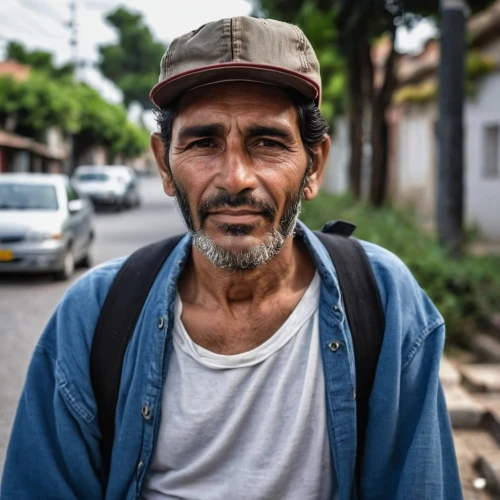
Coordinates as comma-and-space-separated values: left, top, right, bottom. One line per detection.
154, 88, 329, 169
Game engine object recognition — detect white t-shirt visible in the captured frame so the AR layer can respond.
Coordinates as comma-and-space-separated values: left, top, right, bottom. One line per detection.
142, 272, 333, 500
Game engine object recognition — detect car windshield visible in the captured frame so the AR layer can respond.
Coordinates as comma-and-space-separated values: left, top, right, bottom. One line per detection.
76, 173, 111, 182
0, 183, 59, 210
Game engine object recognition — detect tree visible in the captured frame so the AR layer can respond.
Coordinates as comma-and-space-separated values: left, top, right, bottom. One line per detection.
98, 7, 166, 108
0, 73, 149, 162
6, 41, 74, 79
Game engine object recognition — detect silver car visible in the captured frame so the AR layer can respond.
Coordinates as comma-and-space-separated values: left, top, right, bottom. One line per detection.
0, 173, 95, 280
72, 165, 141, 210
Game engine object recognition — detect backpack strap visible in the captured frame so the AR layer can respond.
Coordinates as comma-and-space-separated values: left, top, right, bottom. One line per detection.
314, 222, 385, 491
90, 233, 184, 481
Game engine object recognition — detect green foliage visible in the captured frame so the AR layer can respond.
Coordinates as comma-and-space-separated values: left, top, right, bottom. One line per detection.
0, 73, 148, 159
466, 51, 497, 80
6, 41, 74, 79
98, 7, 166, 108
394, 81, 437, 105
300, 191, 500, 345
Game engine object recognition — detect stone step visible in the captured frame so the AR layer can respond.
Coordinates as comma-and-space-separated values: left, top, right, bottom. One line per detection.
461, 365, 500, 393
472, 334, 500, 364
476, 450, 500, 495
440, 357, 461, 387
470, 395, 500, 446
444, 385, 486, 428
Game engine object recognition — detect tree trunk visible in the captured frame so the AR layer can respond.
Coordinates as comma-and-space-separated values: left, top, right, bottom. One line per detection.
347, 36, 371, 197
347, 42, 364, 197
369, 27, 398, 206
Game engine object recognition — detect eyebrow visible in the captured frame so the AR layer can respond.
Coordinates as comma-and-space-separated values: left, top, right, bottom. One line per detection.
247, 125, 294, 142
177, 123, 295, 142
178, 123, 225, 141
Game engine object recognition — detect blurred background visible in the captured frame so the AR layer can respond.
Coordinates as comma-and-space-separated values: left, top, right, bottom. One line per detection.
0, 0, 499, 497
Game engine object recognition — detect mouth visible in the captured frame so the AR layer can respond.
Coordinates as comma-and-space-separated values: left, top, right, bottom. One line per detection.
208, 210, 264, 224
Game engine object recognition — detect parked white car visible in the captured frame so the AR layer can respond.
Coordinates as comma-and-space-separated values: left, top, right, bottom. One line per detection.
0, 173, 95, 280
72, 165, 141, 210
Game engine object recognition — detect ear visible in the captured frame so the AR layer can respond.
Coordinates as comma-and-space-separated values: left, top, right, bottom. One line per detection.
302, 134, 331, 201
150, 132, 176, 197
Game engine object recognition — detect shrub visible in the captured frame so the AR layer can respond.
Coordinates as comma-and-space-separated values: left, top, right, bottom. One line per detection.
300, 191, 500, 346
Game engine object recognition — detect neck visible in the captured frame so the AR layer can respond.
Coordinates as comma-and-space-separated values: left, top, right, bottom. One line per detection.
178, 233, 314, 311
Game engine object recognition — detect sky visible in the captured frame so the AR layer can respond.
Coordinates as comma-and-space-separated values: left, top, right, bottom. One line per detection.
0, 0, 437, 108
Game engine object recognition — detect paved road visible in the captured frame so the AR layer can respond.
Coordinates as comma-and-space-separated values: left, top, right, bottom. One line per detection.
0, 175, 185, 473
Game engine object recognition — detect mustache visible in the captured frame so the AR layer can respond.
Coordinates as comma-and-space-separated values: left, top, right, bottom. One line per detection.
198, 193, 277, 224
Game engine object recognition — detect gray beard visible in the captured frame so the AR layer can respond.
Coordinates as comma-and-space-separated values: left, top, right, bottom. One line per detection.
191, 211, 300, 271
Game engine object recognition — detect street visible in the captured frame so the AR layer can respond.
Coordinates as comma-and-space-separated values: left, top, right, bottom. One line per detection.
0, 174, 185, 472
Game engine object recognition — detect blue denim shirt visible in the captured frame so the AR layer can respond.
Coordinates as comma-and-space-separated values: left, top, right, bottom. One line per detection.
1, 221, 462, 499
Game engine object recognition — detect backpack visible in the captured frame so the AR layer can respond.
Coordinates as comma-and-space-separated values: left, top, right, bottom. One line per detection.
90, 220, 385, 492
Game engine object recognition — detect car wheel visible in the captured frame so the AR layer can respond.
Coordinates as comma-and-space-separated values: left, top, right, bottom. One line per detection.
54, 248, 75, 281
79, 248, 93, 268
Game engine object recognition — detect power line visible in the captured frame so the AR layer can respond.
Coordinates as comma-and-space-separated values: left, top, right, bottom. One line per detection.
18, 0, 67, 25
4, 0, 66, 39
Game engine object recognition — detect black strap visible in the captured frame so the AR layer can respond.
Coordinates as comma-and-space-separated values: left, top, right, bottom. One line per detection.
90, 234, 184, 480
314, 225, 385, 490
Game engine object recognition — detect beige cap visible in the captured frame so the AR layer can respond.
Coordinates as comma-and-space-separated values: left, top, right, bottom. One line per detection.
149, 17, 321, 109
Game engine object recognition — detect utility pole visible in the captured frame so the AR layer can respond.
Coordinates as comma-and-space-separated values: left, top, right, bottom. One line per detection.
68, 0, 78, 81
437, 0, 466, 255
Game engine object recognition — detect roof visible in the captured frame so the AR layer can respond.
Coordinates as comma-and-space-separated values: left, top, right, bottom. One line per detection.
0, 60, 31, 82
0, 130, 67, 161
469, 1, 500, 47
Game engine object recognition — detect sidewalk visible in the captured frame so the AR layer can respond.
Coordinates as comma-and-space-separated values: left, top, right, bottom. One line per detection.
440, 356, 500, 499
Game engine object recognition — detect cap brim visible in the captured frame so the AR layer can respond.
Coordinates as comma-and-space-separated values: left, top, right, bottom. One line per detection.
149, 62, 320, 109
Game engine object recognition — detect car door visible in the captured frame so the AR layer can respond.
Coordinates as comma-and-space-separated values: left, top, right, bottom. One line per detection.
65, 183, 87, 261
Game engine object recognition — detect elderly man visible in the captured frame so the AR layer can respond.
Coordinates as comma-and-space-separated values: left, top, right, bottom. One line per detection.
2, 16, 461, 500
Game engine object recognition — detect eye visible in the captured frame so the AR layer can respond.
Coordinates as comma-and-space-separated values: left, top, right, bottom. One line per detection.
253, 139, 285, 149
189, 139, 218, 149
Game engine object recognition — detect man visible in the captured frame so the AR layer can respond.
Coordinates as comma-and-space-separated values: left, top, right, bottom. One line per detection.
2, 16, 461, 500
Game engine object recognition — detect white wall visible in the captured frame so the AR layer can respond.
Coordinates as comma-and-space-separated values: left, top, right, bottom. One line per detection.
394, 103, 437, 222
323, 117, 349, 194
465, 72, 500, 240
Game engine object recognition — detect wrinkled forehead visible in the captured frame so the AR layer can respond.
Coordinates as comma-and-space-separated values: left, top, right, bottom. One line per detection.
173, 82, 300, 132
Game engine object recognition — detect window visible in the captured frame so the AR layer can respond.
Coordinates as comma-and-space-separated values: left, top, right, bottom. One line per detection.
483, 123, 500, 178
66, 185, 79, 202
0, 183, 58, 210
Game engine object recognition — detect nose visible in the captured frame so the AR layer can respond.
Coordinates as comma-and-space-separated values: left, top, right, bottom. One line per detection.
214, 143, 259, 195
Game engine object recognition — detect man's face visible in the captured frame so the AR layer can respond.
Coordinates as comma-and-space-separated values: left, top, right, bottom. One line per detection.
159, 82, 315, 269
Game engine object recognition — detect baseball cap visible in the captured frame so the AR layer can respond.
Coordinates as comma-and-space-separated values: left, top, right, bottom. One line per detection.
149, 16, 321, 109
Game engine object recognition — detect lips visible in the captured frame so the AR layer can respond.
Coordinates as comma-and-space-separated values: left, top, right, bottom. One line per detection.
208, 210, 264, 223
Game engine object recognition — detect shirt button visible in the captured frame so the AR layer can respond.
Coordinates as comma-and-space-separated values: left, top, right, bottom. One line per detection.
157, 317, 164, 329
141, 405, 152, 420
328, 340, 341, 352
333, 305, 339, 312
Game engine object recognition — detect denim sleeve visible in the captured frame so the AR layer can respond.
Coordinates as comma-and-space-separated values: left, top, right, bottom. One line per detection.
1, 341, 103, 499
0, 262, 122, 499
360, 324, 463, 500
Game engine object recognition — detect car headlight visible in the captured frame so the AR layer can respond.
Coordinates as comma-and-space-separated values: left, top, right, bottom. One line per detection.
27, 231, 63, 242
